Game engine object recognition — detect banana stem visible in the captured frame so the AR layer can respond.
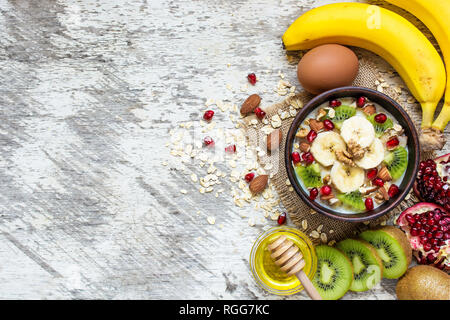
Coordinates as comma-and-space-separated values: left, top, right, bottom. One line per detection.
421, 101, 438, 128
432, 101, 450, 131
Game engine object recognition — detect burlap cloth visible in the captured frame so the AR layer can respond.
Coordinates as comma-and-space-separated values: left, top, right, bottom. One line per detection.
244, 54, 433, 244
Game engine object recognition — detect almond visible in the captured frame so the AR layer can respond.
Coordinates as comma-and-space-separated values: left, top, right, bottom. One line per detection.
240, 94, 261, 115
249, 175, 268, 194
378, 186, 389, 200
320, 193, 334, 201
309, 119, 324, 132
299, 142, 311, 153
267, 129, 282, 152
362, 104, 376, 115
377, 166, 392, 181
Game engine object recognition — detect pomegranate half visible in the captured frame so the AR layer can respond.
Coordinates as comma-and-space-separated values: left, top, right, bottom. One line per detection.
396, 202, 449, 272
413, 153, 450, 212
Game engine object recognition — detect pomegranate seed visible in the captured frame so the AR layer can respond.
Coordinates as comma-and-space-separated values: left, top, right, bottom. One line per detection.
320, 185, 332, 196
373, 178, 384, 187
374, 113, 387, 123
302, 152, 315, 164
434, 230, 444, 239
423, 243, 432, 251
445, 232, 450, 240
427, 253, 436, 262
431, 225, 439, 232
292, 152, 301, 165
329, 99, 341, 107
365, 198, 374, 210
386, 137, 399, 149
309, 188, 319, 200
357, 96, 367, 108
254, 107, 266, 120
419, 229, 426, 236
323, 119, 334, 131
405, 213, 415, 224
420, 236, 428, 244
247, 73, 257, 85
367, 168, 378, 180
430, 238, 439, 245
306, 130, 317, 143
203, 136, 215, 147
427, 218, 435, 226
225, 144, 236, 153
244, 172, 255, 183
277, 212, 287, 225
203, 110, 214, 121
426, 232, 433, 239
388, 184, 400, 197
410, 227, 419, 236
432, 246, 440, 253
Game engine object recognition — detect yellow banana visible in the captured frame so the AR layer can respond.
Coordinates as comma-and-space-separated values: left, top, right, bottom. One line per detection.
282, 2, 446, 148
385, 0, 450, 150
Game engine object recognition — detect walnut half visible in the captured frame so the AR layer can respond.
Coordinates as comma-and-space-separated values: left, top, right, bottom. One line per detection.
335, 150, 355, 166
347, 140, 365, 160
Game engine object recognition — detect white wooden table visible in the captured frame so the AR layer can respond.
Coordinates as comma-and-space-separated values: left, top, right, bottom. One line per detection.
0, 0, 447, 299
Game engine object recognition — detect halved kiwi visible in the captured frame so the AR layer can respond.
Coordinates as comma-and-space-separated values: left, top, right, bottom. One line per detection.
384, 146, 408, 180
336, 239, 383, 292
312, 245, 353, 300
336, 191, 365, 212
295, 163, 322, 188
359, 226, 412, 279
367, 114, 393, 137
333, 105, 356, 129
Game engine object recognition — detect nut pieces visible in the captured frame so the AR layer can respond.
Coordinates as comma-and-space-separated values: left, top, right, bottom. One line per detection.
377, 166, 392, 181
309, 119, 325, 132
267, 129, 282, 152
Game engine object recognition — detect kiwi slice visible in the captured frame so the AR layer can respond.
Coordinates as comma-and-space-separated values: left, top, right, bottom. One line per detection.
295, 163, 322, 188
333, 105, 356, 129
367, 114, 393, 137
384, 146, 408, 180
312, 245, 353, 300
336, 191, 365, 212
336, 239, 383, 292
359, 226, 412, 279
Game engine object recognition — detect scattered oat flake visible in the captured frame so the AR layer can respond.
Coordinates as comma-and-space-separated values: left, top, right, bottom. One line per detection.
301, 219, 308, 230
207, 216, 216, 225
310, 231, 320, 239
180, 189, 188, 194
320, 233, 328, 243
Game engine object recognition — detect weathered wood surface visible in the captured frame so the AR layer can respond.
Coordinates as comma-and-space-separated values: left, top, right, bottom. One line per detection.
0, 0, 447, 299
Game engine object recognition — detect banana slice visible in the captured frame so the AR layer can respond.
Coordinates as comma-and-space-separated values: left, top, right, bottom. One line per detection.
340, 116, 375, 148
354, 138, 385, 169
330, 162, 365, 193
310, 131, 347, 167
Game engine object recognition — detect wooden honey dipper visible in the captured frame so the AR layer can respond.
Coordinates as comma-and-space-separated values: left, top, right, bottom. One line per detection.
268, 235, 322, 300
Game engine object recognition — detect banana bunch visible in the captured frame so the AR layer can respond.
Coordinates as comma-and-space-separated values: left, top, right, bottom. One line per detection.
282, 2, 448, 150
384, 0, 450, 150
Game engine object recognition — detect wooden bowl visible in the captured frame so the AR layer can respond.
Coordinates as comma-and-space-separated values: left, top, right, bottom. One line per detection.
285, 87, 420, 222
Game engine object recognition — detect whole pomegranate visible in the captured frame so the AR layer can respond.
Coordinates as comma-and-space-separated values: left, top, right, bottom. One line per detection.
396, 203, 449, 272
414, 153, 450, 212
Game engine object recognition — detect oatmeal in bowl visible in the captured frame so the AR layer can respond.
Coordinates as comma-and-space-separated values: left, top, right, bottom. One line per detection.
285, 87, 420, 222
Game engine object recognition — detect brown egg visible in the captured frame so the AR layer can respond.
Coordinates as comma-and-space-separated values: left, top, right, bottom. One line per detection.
297, 44, 359, 95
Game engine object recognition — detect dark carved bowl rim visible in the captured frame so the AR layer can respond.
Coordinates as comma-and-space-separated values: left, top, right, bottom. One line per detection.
285, 86, 420, 222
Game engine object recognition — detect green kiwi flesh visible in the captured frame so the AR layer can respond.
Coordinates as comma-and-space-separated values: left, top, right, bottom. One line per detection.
336, 239, 383, 292
367, 114, 393, 137
312, 245, 353, 300
336, 191, 365, 212
295, 163, 322, 188
333, 105, 356, 129
384, 146, 408, 180
359, 229, 409, 279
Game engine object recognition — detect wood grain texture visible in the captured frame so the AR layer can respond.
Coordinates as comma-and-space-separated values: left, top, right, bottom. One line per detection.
0, 0, 447, 299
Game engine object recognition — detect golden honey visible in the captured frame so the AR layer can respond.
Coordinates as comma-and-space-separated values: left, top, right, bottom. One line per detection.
250, 226, 317, 295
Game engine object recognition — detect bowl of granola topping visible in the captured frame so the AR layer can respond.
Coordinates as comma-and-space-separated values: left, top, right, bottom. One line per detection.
285, 87, 420, 222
